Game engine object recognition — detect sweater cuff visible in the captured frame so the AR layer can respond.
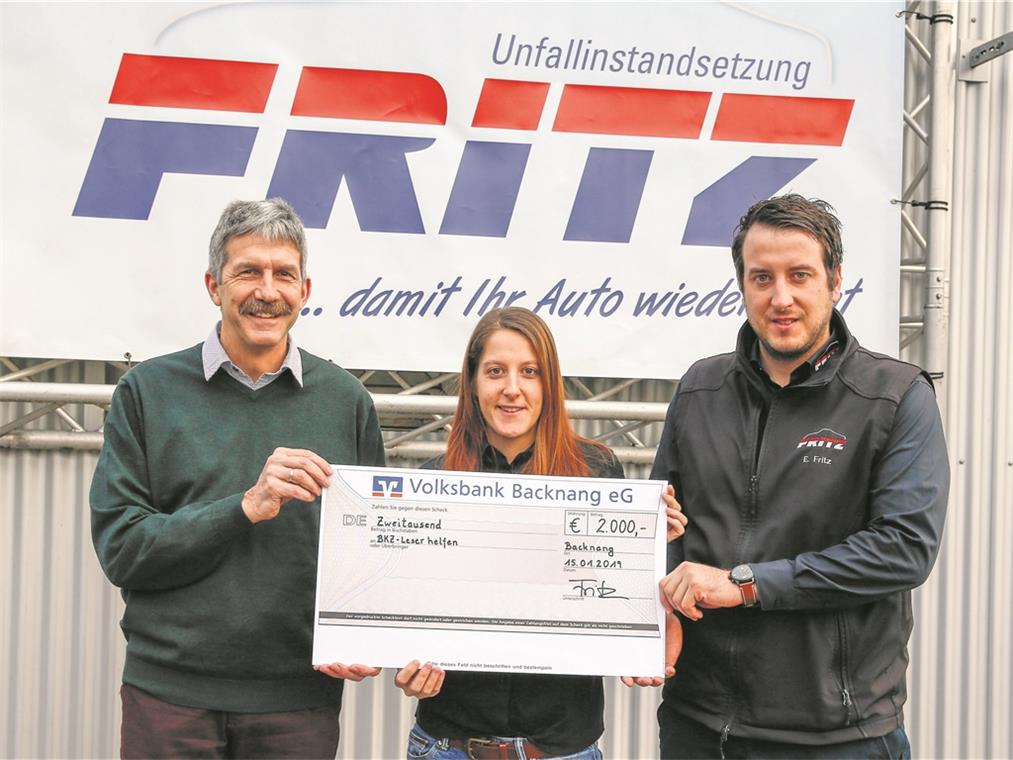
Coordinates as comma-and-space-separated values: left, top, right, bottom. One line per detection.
750, 559, 797, 610
211, 493, 255, 535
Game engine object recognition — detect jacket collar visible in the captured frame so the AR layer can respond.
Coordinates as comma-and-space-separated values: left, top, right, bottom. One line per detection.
735, 309, 856, 389
480, 440, 535, 472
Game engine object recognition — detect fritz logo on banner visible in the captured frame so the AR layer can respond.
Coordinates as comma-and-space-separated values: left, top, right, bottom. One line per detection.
372, 475, 404, 498
74, 53, 854, 246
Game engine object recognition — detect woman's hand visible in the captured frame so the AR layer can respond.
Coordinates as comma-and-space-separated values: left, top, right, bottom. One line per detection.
620, 611, 683, 687
664, 485, 688, 541
314, 663, 382, 681
395, 660, 445, 699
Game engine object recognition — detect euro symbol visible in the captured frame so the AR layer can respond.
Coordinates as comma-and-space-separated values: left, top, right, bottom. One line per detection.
568, 518, 580, 533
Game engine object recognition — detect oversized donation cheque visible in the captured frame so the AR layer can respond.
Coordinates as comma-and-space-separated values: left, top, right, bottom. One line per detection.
313, 466, 668, 677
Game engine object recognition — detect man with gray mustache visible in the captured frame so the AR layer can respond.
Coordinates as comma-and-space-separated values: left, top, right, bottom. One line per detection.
90, 198, 386, 758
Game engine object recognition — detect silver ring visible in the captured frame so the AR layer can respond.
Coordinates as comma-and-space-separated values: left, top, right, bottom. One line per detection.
288, 468, 296, 482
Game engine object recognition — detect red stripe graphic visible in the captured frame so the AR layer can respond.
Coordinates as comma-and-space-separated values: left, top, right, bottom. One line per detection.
472, 79, 550, 130
553, 84, 711, 138
712, 94, 854, 145
292, 68, 447, 124
109, 54, 277, 112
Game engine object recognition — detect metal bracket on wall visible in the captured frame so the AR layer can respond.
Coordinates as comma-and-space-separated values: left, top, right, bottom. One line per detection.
959, 31, 1012, 82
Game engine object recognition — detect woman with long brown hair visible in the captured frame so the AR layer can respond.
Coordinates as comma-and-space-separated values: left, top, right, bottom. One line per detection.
394, 307, 685, 760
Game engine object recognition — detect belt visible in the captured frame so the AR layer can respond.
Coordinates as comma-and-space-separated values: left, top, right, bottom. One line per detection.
447, 737, 549, 759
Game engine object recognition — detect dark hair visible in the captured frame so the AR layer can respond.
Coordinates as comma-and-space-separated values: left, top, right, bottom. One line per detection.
443, 307, 608, 476
730, 194, 843, 288
208, 198, 307, 282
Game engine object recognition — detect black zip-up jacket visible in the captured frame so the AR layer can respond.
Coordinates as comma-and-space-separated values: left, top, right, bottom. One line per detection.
651, 311, 948, 745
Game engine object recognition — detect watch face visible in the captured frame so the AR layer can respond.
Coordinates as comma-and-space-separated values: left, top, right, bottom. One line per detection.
731, 564, 753, 583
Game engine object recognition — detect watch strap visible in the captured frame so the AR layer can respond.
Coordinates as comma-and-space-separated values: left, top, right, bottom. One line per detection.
738, 579, 759, 607
729, 564, 760, 608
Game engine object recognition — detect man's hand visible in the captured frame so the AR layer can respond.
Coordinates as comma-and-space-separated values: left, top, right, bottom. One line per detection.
314, 663, 382, 681
621, 612, 683, 687
395, 660, 445, 699
663, 485, 688, 542
242, 447, 333, 523
659, 562, 741, 621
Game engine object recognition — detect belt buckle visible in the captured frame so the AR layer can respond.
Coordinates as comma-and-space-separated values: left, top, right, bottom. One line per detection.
466, 737, 511, 760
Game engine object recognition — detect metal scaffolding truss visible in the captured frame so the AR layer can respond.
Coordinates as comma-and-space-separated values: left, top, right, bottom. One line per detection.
897, 0, 954, 420
0, 357, 672, 464
898, 0, 935, 354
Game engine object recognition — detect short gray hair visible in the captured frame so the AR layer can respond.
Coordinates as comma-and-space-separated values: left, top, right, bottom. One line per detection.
208, 198, 308, 282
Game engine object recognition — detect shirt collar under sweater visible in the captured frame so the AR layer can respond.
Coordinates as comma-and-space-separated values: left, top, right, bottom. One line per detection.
201, 321, 303, 390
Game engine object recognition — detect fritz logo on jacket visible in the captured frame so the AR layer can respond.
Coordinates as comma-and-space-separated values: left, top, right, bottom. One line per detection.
796, 428, 848, 451
813, 344, 840, 372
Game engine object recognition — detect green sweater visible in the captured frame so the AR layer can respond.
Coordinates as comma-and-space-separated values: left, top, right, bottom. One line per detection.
90, 344, 386, 712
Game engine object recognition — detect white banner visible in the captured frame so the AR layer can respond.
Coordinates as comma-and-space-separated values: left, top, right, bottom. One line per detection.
0, 2, 903, 377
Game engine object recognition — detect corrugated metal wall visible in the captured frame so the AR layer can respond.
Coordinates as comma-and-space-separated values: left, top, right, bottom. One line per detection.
2, 361, 125, 759
3, 2, 1011, 757
909, 2, 1013, 758
2, 448, 123, 759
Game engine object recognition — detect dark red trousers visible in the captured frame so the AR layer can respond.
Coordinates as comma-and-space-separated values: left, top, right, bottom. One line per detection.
120, 684, 340, 759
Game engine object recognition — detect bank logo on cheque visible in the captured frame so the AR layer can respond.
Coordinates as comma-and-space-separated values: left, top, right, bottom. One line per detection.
372, 475, 404, 498
73, 53, 854, 246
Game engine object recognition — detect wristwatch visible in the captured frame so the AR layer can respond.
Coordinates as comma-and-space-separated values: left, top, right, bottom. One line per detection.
729, 564, 760, 608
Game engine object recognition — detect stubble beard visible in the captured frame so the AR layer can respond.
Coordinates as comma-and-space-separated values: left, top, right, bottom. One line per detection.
758, 308, 833, 366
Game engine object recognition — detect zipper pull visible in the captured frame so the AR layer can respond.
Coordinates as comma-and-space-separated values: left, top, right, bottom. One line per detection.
842, 688, 852, 707
719, 723, 731, 760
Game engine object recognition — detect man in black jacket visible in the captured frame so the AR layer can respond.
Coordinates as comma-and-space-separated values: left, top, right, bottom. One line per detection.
652, 195, 948, 758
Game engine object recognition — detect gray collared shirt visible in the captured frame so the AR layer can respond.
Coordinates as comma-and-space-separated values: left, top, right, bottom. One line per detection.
201, 322, 303, 390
